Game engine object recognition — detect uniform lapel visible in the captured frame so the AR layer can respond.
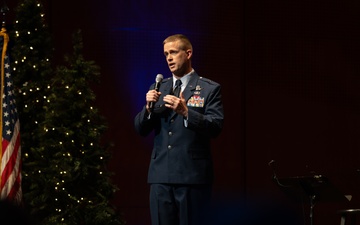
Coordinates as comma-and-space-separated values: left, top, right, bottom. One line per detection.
170, 73, 200, 119
182, 73, 199, 102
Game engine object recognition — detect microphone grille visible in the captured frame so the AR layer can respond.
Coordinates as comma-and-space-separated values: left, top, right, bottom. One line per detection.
155, 74, 163, 82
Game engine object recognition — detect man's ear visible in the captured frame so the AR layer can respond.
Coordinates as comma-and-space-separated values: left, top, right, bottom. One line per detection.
186, 49, 192, 59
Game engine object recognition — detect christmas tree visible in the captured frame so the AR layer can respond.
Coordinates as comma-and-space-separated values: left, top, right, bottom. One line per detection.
36, 29, 123, 225
10, 0, 55, 218
11, 0, 53, 150
10, 0, 124, 224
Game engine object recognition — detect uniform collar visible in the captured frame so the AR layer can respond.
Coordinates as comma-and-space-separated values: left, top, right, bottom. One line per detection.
172, 69, 194, 90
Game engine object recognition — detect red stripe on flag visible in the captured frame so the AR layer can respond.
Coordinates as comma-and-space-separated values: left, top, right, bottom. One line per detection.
7, 161, 22, 202
1, 132, 20, 186
1, 125, 21, 201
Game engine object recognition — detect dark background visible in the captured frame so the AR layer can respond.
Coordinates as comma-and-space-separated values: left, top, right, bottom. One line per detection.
5, 0, 360, 224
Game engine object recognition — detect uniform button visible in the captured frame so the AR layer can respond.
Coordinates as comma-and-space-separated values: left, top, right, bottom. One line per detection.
170, 119, 174, 123
168, 145, 171, 150
169, 131, 172, 136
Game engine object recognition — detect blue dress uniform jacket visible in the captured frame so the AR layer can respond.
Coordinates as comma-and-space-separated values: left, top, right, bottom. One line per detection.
134, 72, 224, 184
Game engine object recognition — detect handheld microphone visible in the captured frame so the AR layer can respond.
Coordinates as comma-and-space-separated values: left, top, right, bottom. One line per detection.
149, 74, 163, 111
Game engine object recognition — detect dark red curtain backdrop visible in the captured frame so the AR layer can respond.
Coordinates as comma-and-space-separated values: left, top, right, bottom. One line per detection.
6, 0, 360, 224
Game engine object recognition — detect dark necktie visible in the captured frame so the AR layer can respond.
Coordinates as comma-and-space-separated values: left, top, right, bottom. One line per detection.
173, 79, 182, 97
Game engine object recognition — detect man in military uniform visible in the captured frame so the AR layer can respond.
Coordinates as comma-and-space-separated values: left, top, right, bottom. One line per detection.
134, 34, 224, 225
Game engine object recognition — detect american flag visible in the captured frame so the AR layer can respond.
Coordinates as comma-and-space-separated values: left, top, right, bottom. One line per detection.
0, 31, 22, 204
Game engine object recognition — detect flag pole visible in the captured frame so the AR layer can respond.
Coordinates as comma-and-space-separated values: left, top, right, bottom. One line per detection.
0, 0, 9, 189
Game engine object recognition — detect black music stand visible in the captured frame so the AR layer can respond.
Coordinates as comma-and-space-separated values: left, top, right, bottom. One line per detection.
275, 175, 348, 225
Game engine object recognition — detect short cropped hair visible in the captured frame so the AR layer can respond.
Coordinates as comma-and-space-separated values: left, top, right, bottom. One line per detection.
163, 34, 193, 51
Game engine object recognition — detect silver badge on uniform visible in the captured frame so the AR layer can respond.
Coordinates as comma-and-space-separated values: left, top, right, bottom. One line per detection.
194, 85, 202, 95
